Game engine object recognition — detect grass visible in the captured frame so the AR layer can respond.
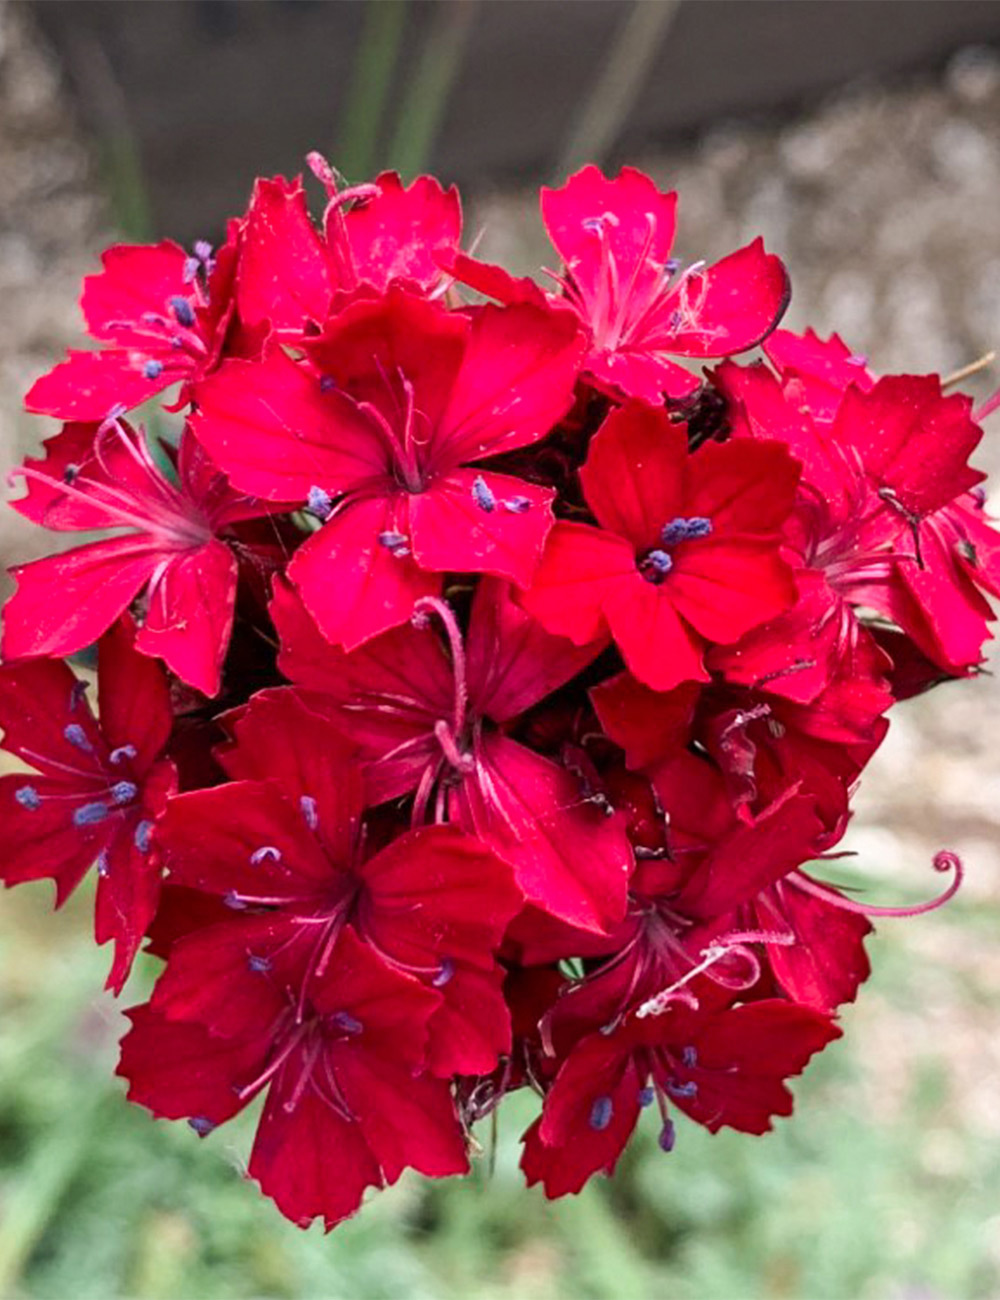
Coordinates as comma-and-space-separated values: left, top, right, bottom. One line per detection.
0, 865, 998, 1300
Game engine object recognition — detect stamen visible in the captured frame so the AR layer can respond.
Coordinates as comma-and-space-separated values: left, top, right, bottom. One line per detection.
110, 745, 137, 765
247, 953, 272, 973
502, 495, 532, 514
250, 845, 282, 865
472, 475, 496, 513
193, 239, 213, 263
665, 1079, 698, 1099
412, 596, 470, 738
432, 958, 455, 988
639, 548, 673, 583
378, 530, 411, 557
169, 296, 196, 328
143, 360, 164, 380
681, 1046, 698, 1068
73, 802, 110, 827
188, 1116, 215, 1137
224, 890, 248, 910
300, 795, 319, 831
791, 849, 964, 919
589, 1095, 614, 1131
110, 781, 138, 805
96, 850, 110, 877
319, 375, 338, 393
638, 1086, 655, 1108
69, 680, 89, 709
332, 1011, 364, 1037
63, 463, 80, 484
15, 785, 41, 811
658, 1119, 677, 1152
306, 486, 333, 521
64, 724, 93, 753
134, 820, 153, 853
661, 516, 713, 544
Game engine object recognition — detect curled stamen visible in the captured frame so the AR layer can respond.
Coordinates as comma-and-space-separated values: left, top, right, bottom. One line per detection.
110, 744, 137, 765
434, 719, 475, 773
635, 944, 730, 1018
412, 596, 470, 738
792, 850, 964, 919
110, 781, 138, 806
250, 845, 283, 865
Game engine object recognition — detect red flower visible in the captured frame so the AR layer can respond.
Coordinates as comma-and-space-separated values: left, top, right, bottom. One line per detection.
26, 232, 240, 421
192, 288, 584, 648
520, 401, 800, 690
521, 996, 839, 1198
119, 928, 469, 1229
0, 618, 176, 991
447, 165, 789, 402
153, 689, 522, 1075
3, 419, 272, 695
271, 577, 632, 934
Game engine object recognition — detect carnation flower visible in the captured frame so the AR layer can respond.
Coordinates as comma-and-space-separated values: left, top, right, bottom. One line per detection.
2, 156, 994, 1230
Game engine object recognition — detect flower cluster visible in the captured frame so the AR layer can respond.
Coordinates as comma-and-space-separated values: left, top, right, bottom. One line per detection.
2, 159, 994, 1228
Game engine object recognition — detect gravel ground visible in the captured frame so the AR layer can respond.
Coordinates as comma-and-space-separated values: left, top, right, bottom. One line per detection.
1, 0, 998, 1158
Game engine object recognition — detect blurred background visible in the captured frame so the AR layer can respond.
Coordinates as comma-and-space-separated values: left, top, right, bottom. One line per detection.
2, 1, 1000, 1296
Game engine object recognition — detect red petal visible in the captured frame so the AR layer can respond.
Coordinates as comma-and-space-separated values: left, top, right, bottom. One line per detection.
157, 779, 337, 899
0, 656, 107, 773
518, 521, 632, 645
342, 171, 461, 292
97, 615, 174, 776
591, 671, 700, 770
289, 495, 439, 650
454, 733, 631, 933
541, 165, 677, 312
24, 348, 179, 421
2, 538, 160, 662
191, 347, 387, 500
80, 240, 189, 341
580, 403, 686, 547
604, 576, 707, 692
466, 578, 606, 722
652, 238, 790, 358
135, 540, 237, 696
237, 175, 332, 334
435, 301, 585, 465
408, 469, 555, 587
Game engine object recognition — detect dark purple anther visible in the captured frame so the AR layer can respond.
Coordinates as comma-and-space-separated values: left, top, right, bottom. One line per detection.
96, 850, 110, 878
110, 780, 138, 806
247, 953, 272, 974
73, 801, 110, 827
110, 744, 137, 765
224, 890, 248, 910
15, 785, 41, 811
306, 486, 333, 521
188, 1116, 216, 1137
69, 680, 89, 709
332, 1011, 364, 1036
659, 1119, 676, 1152
143, 359, 164, 380
503, 496, 532, 514
472, 474, 496, 513
134, 820, 153, 853
666, 1079, 698, 1099
378, 530, 411, 557
250, 845, 282, 865
589, 1095, 614, 1131
681, 1045, 698, 1068
63, 463, 80, 485
661, 516, 713, 545
169, 296, 196, 328
300, 795, 319, 831
638, 1086, 655, 1108
639, 548, 673, 583
64, 724, 93, 753
194, 239, 213, 262
319, 375, 338, 393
